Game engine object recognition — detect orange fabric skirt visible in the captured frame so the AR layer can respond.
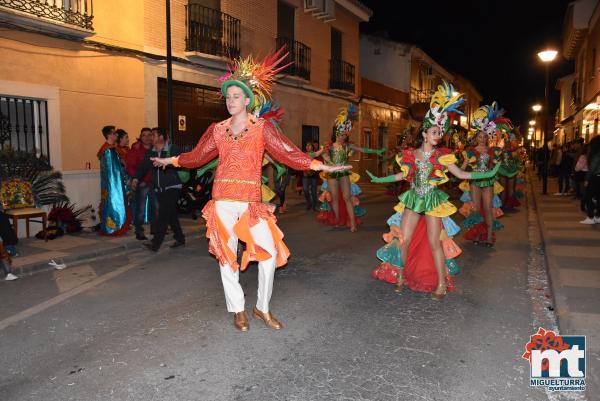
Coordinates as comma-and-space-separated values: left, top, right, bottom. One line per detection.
201, 200, 290, 272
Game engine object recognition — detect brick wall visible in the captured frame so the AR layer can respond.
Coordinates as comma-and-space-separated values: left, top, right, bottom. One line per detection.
222, 0, 277, 57
144, 0, 187, 53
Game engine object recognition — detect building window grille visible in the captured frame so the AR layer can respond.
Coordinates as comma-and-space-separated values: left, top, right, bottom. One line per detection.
185, 4, 240, 58
0, 96, 50, 162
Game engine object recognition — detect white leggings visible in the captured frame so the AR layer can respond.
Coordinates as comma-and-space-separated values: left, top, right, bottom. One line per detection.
215, 201, 277, 313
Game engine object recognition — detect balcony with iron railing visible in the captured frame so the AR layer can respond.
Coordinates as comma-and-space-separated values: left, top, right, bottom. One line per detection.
185, 4, 240, 60
0, 0, 94, 34
275, 37, 311, 81
329, 59, 355, 92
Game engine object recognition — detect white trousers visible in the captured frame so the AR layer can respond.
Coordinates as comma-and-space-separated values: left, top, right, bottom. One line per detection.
215, 200, 277, 314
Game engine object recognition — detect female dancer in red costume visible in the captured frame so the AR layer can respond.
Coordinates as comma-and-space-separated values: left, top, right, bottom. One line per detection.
458, 103, 511, 246
317, 104, 385, 232
368, 83, 499, 299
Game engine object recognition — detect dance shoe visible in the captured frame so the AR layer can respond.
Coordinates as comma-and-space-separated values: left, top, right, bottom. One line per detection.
252, 306, 282, 330
431, 284, 447, 301
394, 278, 404, 293
233, 311, 249, 332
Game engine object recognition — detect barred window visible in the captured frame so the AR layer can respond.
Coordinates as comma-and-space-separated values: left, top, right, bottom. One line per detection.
0, 96, 50, 162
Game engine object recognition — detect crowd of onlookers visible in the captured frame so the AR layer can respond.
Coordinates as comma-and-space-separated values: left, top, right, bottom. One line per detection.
99, 125, 186, 251
534, 136, 600, 224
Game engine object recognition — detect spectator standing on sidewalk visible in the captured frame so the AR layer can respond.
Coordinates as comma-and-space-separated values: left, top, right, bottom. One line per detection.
132, 127, 185, 251
0, 198, 18, 281
97, 125, 131, 236
126, 128, 157, 240
580, 136, 600, 225
574, 144, 589, 201
550, 144, 561, 177
555, 144, 573, 196
303, 142, 323, 211
115, 129, 130, 158
275, 166, 291, 213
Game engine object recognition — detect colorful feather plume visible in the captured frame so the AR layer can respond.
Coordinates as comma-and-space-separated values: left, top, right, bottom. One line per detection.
423, 81, 464, 133
334, 103, 358, 135
219, 47, 290, 112
430, 81, 465, 114
0, 147, 68, 207
258, 100, 285, 132
470, 101, 513, 141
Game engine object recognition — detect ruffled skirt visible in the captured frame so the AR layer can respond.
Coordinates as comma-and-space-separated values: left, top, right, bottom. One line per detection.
458, 180, 504, 242
202, 200, 290, 272
373, 206, 462, 293
317, 172, 365, 227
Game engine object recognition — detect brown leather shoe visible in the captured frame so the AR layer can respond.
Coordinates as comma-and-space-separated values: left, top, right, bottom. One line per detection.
233, 311, 249, 332
252, 306, 282, 330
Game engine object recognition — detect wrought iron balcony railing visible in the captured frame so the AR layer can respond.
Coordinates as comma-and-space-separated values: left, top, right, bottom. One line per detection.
276, 36, 311, 81
0, 0, 94, 30
185, 4, 240, 59
329, 58, 355, 92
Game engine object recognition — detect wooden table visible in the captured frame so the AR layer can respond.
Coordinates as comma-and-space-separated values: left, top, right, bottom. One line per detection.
4, 207, 47, 240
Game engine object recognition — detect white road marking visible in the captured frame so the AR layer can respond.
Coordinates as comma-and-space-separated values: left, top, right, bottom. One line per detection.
0, 251, 153, 331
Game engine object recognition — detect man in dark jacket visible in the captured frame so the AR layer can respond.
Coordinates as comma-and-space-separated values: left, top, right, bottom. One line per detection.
132, 127, 185, 251
126, 127, 157, 240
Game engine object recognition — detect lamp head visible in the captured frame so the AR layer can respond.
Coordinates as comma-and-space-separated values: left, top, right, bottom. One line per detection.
537, 50, 558, 63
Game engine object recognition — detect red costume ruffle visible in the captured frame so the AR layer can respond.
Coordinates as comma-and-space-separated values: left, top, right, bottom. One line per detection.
403, 218, 455, 293
317, 187, 363, 227
464, 222, 497, 242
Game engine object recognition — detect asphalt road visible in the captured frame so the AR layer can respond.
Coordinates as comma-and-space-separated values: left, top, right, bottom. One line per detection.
0, 191, 584, 401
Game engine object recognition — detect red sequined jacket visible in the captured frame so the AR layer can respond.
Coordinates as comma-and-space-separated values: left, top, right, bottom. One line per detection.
174, 116, 322, 202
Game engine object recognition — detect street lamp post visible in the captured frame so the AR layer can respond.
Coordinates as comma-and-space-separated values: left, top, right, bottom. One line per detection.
531, 104, 542, 166
166, 0, 174, 141
537, 49, 558, 195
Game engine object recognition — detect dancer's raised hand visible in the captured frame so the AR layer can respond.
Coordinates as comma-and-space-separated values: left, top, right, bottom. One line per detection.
319, 164, 352, 173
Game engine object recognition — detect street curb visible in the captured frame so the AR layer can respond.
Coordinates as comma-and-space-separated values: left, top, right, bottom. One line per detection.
525, 169, 570, 332
12, 225, 205, 278
13, 239, 144, 278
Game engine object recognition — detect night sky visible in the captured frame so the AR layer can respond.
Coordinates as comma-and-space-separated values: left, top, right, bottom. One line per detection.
359, 0, 574, 128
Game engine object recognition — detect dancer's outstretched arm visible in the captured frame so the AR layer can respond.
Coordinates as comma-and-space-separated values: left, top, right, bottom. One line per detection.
366, 170, 405, 183
348, 144, 386, 156
447, 162, 500, 180
309, 146, 325, 158
152, 123, 218, 169
263, 121, 351, 174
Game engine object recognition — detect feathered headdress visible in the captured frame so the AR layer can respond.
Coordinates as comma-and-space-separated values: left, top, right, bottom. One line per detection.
422, 81, 464, 133
218, 48, 290, 113
334, 103, 358, 135
257, 100, 285, 132
470, 101, 513, 141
